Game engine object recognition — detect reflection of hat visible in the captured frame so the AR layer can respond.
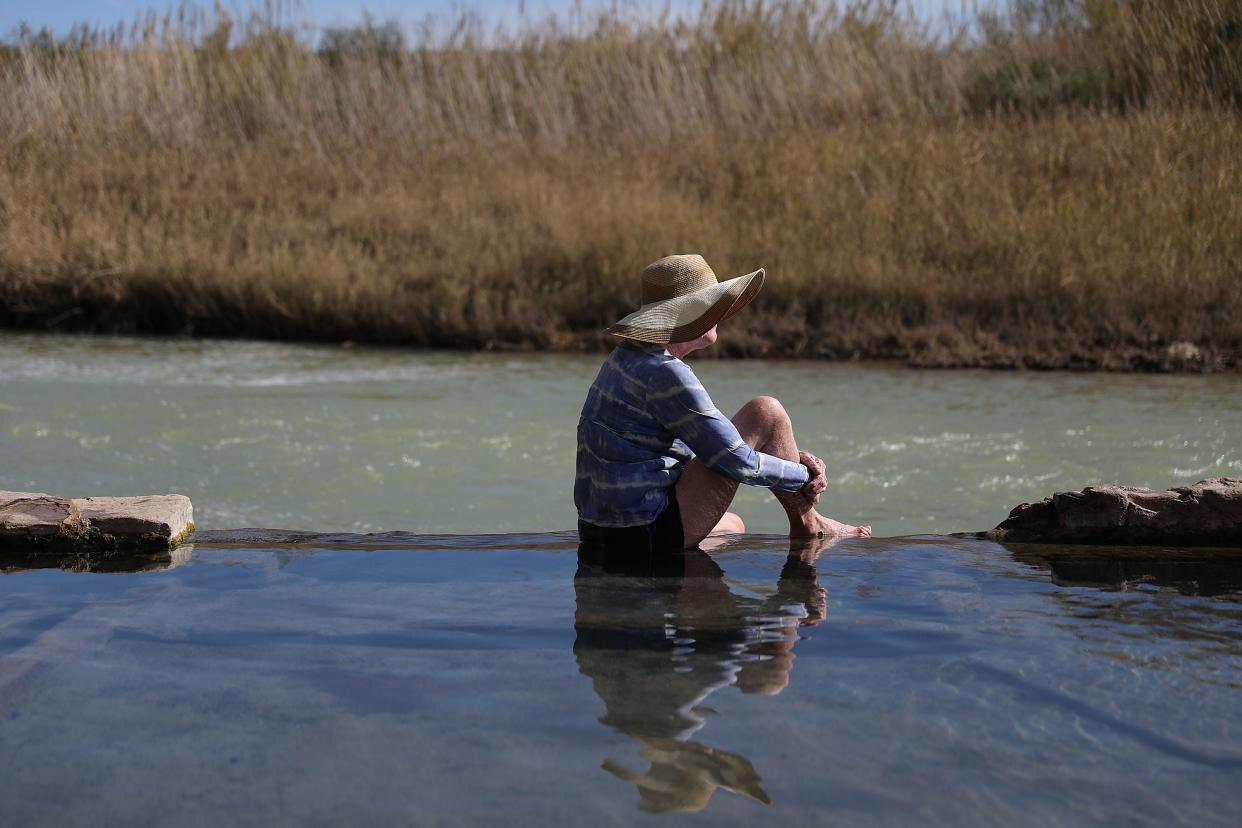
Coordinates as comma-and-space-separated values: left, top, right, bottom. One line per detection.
606, 254, 765, 345
603, 736, 771, 813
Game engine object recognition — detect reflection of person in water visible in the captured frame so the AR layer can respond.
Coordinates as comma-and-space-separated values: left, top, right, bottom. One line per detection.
574, 535, 832, 813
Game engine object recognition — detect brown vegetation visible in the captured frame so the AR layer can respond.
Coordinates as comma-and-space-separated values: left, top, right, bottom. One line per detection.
1, 1, 1240, 369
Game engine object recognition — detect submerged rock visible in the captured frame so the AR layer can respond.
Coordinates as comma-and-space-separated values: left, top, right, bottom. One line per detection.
0, 490, 195, 554
993, 478, 1242, 547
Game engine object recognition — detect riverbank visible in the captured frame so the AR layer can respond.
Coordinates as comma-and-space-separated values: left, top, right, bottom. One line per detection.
2, 2, 1239, 370
3, 116, 1238, 370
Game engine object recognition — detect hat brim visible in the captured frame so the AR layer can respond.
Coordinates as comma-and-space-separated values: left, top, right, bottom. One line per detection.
606, 268, 765, 345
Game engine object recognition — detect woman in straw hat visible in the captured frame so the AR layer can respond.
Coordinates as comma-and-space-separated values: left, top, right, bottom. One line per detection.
575, 254, 871, 557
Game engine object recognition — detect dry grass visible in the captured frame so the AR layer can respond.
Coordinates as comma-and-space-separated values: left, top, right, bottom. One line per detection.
1, 1, 1240, 369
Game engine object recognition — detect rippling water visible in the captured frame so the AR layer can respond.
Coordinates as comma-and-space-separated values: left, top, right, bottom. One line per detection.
3, 333, 1242, 824
1, 333, 1239, 535
2, 533, 1240, 824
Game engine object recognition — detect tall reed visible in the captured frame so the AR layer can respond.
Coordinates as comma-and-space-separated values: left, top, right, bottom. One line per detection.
2, 1, 1239, 368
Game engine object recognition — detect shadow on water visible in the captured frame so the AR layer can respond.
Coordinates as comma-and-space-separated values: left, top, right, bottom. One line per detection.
0, 545, 195, 574
1002, 542, 1242, 596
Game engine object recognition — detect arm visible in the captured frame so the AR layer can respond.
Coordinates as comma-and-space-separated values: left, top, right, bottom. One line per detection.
646, 361, 809, 491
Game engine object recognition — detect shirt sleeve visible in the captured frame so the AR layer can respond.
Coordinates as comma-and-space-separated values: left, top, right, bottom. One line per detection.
645, 360, 809, 491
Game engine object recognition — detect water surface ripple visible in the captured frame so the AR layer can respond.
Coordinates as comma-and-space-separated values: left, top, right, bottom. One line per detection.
2, 533, 1240, 824
2, 333, 1239, 535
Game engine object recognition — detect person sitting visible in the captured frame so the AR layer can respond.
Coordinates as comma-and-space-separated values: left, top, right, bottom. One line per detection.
575, 253, 871, 557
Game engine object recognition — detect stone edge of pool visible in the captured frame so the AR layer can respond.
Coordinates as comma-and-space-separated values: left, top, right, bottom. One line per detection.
2, 477, 1240, 563
0, 490, 195, 556
984, 477, 1242, 547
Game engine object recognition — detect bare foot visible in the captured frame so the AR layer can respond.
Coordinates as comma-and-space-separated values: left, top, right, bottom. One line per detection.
814, 514, 871, 538
789, 509, 871, 539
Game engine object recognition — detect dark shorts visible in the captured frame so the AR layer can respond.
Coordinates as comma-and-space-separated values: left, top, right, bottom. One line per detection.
577, 487, 686, 575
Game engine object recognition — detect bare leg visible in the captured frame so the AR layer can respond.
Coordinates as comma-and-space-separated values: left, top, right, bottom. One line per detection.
675, 396, 871, 547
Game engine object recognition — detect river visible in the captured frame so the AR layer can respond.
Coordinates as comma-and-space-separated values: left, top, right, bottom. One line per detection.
3, 333, 1242, 824
1, 333, 1238, 535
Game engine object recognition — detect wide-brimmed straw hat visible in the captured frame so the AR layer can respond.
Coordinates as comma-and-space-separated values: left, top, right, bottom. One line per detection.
606, 254, 765, 345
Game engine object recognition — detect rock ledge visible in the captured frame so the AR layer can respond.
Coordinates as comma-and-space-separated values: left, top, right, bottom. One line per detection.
992, 477, 1242, 547
0, 490, 195, 553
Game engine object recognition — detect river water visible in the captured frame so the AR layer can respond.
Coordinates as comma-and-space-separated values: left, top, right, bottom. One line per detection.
2, 333, 1241, 825
1, 333, 1238, 535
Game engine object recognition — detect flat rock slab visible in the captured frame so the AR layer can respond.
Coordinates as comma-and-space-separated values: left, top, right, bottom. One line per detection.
0, 490, 195, 553
992, 477, 1242, 547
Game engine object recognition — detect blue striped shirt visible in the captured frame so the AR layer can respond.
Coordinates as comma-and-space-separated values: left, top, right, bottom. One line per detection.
575, 342, 810, 527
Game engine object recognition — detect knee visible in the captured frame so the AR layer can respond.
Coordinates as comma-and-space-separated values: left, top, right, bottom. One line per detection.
743, 395, 788, 426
